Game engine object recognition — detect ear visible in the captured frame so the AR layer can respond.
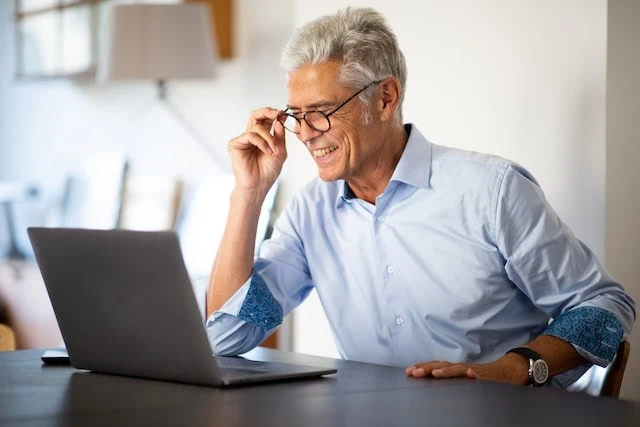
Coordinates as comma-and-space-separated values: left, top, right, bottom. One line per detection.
376, 78, 401, 123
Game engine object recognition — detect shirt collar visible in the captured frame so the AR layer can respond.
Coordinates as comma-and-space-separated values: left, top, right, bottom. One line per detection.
336, 124, 432, 206
389, 124, 432, 190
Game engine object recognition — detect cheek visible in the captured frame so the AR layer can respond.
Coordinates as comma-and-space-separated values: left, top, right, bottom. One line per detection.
326, 129, 355, 162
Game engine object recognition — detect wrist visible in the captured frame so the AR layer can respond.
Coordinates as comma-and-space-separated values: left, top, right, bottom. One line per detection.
231, 187, 267, 208
500, 352, 531, 385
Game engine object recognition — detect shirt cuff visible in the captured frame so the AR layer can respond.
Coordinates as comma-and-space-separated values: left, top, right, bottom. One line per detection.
237, 271, 283, 330
205, 276, 252, 326
547, 363, 593, 389
543, 306, 624, 367
206, 270, 283, 331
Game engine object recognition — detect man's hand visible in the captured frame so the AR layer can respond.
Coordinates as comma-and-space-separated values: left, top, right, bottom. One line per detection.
228, 107, 288, 197
405, 353, 530, 385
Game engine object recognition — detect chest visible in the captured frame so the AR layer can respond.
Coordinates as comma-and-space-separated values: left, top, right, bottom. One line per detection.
303, 188, 510, 317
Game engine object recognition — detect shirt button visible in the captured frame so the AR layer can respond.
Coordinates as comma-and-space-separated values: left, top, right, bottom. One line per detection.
395, 316, 404, 325
377, 216, 385, 223
387, 265, 395, 274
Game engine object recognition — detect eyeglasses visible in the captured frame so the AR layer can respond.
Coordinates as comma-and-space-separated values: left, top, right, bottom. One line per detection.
278, 80, 381, 134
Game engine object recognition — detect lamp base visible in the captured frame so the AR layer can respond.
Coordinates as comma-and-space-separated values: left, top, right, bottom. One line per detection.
152, 80, 227, 169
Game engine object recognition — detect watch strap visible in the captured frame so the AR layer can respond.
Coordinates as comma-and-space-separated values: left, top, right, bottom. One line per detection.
506, 347, 543, 361
506, 347, 548, 386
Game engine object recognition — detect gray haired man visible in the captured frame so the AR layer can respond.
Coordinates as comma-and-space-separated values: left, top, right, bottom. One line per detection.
205, 8, 635, 388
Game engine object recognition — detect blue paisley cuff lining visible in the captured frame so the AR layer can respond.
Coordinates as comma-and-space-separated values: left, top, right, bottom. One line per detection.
543, 306, 624, 367
237, 271, 283, 330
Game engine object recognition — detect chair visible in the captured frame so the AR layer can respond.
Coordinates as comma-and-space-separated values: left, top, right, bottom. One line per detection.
117, 174, 185, 231
600, 340, 631, 398
1, 274, 16, 351
0, 323, 16, 351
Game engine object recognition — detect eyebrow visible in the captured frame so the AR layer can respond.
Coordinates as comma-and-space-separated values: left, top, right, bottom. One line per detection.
286, 100, 335, 111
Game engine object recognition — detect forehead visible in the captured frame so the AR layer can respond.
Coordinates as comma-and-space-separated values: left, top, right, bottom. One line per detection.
286, 60, 348, 109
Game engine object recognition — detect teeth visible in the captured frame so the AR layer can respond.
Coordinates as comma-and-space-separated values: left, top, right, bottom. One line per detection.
313, 146, 338, 158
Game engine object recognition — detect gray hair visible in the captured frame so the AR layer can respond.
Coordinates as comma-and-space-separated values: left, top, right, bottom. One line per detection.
280, 7, 407, 125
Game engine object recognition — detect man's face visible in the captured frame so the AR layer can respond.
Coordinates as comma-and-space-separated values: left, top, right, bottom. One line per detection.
286, 61, 380, 182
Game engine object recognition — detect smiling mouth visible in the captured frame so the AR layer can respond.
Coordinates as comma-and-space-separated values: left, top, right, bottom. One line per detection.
312, 146, 338, 158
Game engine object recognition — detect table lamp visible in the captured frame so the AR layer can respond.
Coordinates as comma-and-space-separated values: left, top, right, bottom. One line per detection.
98, 3, 226, 168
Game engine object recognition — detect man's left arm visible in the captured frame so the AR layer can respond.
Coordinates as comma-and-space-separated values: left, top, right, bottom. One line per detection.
408, 164, 636, 385
406, 334, 581, 385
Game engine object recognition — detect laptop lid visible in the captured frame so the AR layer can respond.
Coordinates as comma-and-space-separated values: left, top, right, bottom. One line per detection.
28, 227, 225, 386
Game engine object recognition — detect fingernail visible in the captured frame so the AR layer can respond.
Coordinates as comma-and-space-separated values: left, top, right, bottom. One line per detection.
414, 368, 425, 376
432, 369, 441, 376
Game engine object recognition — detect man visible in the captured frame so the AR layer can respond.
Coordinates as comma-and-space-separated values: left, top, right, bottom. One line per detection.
206, 7, 635, 388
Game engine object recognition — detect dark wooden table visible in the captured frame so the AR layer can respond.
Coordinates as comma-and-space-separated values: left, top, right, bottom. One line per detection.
1, 348, 639, 426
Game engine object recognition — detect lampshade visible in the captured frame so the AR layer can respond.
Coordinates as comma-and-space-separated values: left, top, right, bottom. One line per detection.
98, 3, 218, 82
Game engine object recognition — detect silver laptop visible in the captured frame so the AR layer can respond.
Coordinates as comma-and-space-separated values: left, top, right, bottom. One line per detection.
28, 227, 336, 387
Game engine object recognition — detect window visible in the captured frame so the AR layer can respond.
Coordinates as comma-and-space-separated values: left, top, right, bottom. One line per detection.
14, 0, 101, 78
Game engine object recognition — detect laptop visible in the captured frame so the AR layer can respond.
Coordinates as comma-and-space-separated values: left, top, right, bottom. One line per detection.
28, 227, 337, 387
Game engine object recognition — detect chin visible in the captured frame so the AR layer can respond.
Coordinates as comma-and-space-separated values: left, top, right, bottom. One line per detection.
316, 168, 342, 182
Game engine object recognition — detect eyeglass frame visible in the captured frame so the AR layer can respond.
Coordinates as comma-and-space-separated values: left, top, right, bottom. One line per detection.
279, 80, 383, 134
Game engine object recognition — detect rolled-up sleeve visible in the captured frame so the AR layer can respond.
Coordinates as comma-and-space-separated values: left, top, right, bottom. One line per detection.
495, 164, 636, 372
205, 198, 315, 356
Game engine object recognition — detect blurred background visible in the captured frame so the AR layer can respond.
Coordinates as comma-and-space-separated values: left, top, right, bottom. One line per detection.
0, 0, 638, 400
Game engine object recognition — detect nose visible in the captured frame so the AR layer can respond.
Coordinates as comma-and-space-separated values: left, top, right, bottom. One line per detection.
297, 119, 323, 143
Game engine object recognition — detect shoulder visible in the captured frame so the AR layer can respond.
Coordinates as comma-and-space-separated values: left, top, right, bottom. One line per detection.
430, 143, 538, 193
279, 178, 341, 226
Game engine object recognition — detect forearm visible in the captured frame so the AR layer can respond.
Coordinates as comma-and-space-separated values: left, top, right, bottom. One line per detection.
206, 189, 265, 318
523, 335, 585, 377
496, 335, 586, 386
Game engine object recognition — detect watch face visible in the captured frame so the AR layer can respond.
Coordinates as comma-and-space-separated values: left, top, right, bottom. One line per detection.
531, 359, 549, 385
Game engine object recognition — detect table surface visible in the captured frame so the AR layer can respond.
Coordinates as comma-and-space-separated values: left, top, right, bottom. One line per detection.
1, 348, 639, 427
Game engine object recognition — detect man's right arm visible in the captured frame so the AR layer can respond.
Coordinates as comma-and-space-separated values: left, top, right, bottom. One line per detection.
206, 188, 264, 317
204, 107, 288, 354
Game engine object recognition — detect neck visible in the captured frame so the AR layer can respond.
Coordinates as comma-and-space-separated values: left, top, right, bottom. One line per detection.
347, 124, 408, 204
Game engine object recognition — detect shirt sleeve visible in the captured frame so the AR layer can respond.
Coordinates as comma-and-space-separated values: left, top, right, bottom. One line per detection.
494, 164, 636, 369
205, 198, 315, 356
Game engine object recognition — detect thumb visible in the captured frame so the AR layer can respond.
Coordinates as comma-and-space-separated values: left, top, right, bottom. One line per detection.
273, 117, 286, 143
466, 368, 478, 380
272, 119, 287, 159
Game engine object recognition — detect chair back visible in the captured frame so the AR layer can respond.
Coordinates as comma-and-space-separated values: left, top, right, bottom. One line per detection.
601, 340, 631, 398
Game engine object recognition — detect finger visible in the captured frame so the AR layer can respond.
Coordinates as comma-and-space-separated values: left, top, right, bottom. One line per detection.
247, 108, 280, 130
466, 368, 478, 380
272, 120, 288, 160
405, 362, 441, 378
249, 125, 279, 156
272, 114, 286, 141
272, 117, 287, 148
407, 361, 452, 378
431, 364, 470, 378
229, 132, 273, 156
407, 360, 444, 370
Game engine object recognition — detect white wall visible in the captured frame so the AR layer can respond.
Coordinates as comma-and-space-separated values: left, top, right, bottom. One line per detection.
291, 0, 611, 364
606, 0, 640, 402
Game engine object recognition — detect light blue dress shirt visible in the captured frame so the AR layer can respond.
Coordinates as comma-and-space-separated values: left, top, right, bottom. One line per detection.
206, 125, 635, 387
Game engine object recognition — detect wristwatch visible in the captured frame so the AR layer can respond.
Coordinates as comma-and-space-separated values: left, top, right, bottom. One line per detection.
506, 347, 549, 386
